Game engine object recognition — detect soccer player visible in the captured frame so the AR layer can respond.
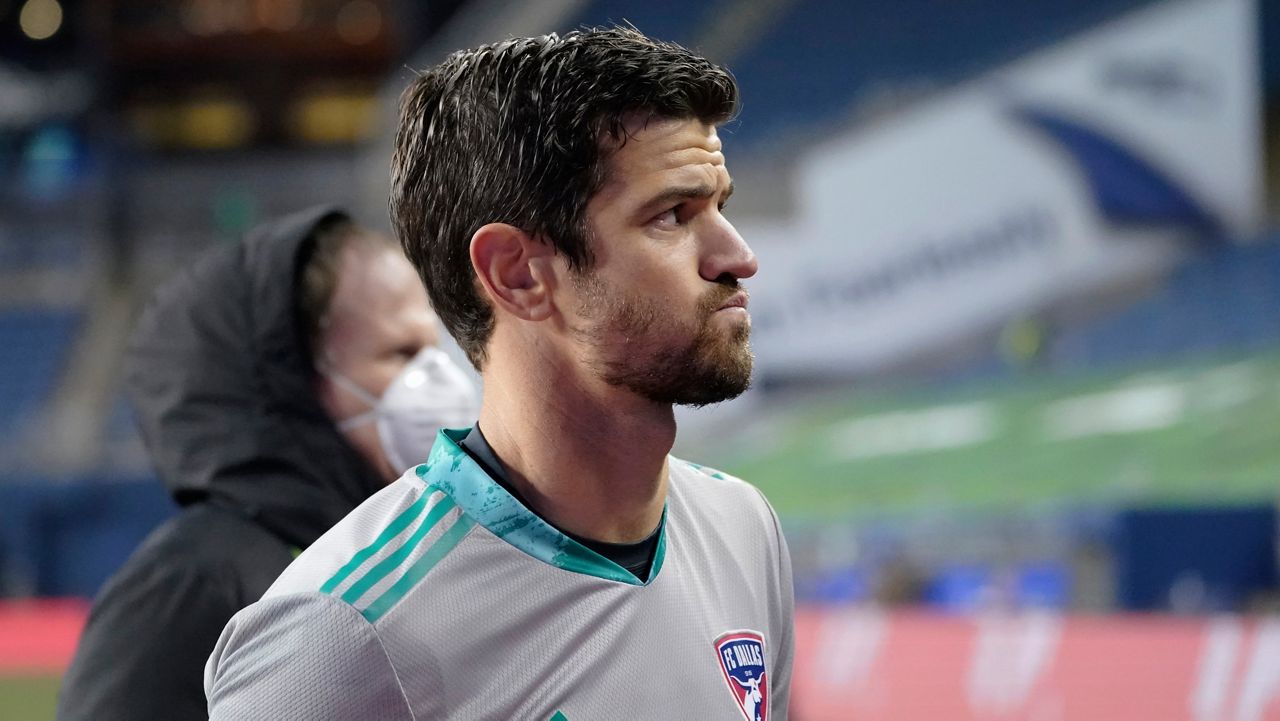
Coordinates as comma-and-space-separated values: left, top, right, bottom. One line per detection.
205, 28, 794, 720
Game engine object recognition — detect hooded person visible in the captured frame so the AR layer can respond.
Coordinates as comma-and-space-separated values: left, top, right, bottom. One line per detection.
56, 206, 477, 721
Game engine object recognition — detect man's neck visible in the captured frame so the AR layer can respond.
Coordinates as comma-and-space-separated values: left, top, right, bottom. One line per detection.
477, 352, 674, 544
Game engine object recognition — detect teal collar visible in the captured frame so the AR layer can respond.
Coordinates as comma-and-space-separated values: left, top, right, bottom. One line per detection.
416, 427, 667, 586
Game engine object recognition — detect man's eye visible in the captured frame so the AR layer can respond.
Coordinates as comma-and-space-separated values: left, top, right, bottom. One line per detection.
653, 207, 680, 228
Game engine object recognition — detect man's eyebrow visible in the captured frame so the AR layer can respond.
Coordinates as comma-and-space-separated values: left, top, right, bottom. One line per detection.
642, 181, 734, 211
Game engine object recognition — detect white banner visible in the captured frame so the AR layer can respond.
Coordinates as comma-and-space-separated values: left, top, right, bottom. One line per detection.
745, 0, 1261, 378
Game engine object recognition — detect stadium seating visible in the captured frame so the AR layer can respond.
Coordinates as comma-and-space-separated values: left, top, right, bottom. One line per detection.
1051, 240, 1280, 370
719, 0, 1155, 149
0, 475, 172, 597
0, 233, 82, 272
0, 308, 82, 439
0, 229, 84, 272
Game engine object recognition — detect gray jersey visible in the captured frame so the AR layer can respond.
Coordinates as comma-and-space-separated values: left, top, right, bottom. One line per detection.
205, 428, 794, 720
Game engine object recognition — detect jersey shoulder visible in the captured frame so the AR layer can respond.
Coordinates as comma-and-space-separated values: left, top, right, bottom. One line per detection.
669, 456, 767, 507
668, 456, 783, 536
262, 470, 473, 625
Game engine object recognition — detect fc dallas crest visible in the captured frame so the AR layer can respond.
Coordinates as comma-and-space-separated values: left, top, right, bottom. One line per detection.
714, 630, 768, 721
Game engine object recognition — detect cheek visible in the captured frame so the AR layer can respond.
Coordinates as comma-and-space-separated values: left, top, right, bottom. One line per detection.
608, 289, 701, 346
575, 247, 703, 336
351, 361, 405, 400
342, 423, 382, 458
316, 370, 380, 422
315, 377, 350, 421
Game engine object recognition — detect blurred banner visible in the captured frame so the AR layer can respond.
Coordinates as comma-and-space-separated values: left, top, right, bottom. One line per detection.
747, 0, 1260, 378
0, 599, 86, 675
793, 607, 1280, 721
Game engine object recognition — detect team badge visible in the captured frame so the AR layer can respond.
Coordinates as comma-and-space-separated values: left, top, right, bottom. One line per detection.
714, 630, 769, 721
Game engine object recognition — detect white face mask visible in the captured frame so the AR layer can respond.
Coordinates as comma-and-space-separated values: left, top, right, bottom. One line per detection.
325, 347, 479, 474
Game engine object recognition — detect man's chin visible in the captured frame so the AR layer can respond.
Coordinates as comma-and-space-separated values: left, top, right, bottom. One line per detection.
668, 346, 754, 407
599, 321, 754, 406
670, 377, 751, 408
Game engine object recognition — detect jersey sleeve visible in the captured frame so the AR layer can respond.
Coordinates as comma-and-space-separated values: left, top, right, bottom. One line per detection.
206, 592, 415, 721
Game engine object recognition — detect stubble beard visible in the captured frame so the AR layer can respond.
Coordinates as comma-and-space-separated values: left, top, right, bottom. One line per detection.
572, 273, 754, 407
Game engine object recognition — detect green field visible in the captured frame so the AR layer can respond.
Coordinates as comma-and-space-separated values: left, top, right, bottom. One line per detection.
0, 676, 59, 721
698, 352, 1280, 520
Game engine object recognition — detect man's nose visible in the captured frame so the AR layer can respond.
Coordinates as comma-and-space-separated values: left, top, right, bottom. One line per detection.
699, 215, 758, 282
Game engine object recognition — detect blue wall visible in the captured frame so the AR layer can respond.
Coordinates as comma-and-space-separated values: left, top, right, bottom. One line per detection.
0, 476, 174, 598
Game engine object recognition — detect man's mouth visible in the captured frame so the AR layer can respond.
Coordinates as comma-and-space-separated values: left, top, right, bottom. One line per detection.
716, 291, 749, 312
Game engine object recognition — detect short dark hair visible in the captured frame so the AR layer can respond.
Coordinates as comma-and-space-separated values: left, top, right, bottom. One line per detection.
390, 26, 739, 368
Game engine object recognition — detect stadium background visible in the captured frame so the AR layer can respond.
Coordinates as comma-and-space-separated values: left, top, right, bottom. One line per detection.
1, 0, 1279, 718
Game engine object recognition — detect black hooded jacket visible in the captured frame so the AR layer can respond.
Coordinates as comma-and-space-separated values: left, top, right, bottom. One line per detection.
57, 207, 385, 721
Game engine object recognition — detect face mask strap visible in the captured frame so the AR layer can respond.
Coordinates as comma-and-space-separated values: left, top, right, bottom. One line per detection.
337, 409, 378, 432
317, 357, 382, 430
318, 362, 379, 405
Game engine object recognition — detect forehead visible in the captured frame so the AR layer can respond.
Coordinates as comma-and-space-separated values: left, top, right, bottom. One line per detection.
332, 245, 417, 311
325, 244, 429, 336
596, 116, 727, 197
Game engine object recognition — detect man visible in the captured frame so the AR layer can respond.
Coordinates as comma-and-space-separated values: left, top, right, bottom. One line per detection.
206, 28, 794, 720
57, 207, 475, 721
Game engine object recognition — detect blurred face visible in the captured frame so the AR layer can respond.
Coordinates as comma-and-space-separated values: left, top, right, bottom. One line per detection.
316, 242, 439, 481
567, 116, 759, 406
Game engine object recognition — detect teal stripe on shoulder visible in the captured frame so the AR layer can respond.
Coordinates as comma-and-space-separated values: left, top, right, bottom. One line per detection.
340, 495, 457, 605
361, 514, 476, 623
684, 460, 727, 480
319, 488, 433, 595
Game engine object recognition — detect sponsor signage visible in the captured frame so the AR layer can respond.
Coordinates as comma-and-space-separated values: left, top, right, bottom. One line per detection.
745, 0, 1260, 377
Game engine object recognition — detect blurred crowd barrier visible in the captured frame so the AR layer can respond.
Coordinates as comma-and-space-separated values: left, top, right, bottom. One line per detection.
792, 607, 1280, 720
0, 599, 84, 676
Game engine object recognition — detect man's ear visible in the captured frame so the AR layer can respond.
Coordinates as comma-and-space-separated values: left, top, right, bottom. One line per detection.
470, 223, 557, 321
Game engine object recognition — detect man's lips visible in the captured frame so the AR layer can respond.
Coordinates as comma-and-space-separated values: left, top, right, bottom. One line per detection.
716, 292, 749, 312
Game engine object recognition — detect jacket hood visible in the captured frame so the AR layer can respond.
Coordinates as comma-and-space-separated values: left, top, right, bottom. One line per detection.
125, 206, 385, 548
